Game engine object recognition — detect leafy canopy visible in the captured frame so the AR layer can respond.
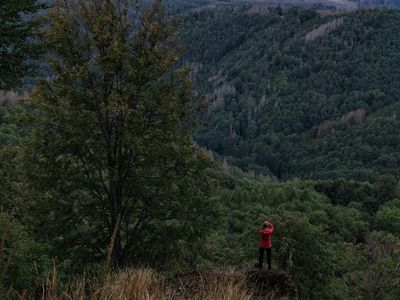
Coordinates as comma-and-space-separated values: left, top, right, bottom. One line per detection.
24, 0, 215, 269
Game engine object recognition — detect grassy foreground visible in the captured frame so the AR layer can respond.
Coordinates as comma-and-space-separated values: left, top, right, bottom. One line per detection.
9, 267, 256, 300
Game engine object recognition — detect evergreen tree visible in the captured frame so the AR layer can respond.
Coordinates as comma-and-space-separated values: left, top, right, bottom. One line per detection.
0, 0, 42, 89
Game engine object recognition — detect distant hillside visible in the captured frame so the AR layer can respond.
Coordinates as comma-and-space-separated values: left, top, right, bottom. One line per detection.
162, 0, 400, 12
182, 6, 400, 180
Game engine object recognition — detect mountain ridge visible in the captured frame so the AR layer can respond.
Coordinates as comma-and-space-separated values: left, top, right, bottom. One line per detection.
163, 0, 400, 12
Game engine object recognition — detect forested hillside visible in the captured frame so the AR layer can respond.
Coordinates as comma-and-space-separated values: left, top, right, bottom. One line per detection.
1, 1, 400, 300
162, 0, 400, 11
183, 6, 400, 180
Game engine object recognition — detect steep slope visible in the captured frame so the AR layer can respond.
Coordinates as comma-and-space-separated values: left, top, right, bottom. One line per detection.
285, 101, 400, 179
183, 6, 400, 180
164, 0, 400, 11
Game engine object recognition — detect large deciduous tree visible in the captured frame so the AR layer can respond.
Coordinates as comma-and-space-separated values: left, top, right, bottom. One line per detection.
24, 0, 214, 268
0, 0, 42, 89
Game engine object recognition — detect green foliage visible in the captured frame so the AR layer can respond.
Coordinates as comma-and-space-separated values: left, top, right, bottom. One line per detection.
194, 161, 400, 299
0, 211, 50, 295
0, 0, 43, 89
354, 231, 400, 300
183, 6, 400, 180
0, 103, 29, 244
196, 169, 376, 299
22, 0, 215, 270
1, 3, 400, 300
375, 199, 400, 235
314, 176, 399, 214
271, 212, 334, 299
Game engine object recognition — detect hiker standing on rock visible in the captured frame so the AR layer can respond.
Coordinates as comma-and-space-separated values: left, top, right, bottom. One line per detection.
255, 221, 274, 270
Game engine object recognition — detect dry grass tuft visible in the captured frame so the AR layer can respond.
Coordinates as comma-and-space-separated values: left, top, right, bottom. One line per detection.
94, 269, 165, 300
26, 267, 255, 300
170, 268, 253, 300
47, 268, 166, 300
199, 270, 252, 300
199, 278, 252, 300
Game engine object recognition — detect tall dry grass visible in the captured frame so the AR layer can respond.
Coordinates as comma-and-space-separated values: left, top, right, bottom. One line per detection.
170, 268, 253, 300
35, 268, 165, 300
194, 275, 252, 300
25, 267, 253, 300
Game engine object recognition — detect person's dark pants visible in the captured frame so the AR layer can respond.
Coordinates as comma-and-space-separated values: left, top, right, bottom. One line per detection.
258, 247, 272, 269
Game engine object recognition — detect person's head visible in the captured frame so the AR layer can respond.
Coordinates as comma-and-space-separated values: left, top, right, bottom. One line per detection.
263, 221, 269, 228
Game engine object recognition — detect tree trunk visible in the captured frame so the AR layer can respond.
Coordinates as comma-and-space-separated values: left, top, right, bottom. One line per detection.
108, 155, 122, 266
107, 211, 122, 268
111, 232, 122, 267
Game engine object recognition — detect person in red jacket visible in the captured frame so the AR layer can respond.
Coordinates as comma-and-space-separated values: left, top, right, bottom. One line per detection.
255, 221, 274, 269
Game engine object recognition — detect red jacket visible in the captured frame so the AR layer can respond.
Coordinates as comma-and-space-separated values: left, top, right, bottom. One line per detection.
259, 222, 274, 249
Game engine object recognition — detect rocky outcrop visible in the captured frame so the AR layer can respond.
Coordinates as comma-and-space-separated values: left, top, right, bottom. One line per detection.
246, 268, 298, 300
168, 267, 298, 300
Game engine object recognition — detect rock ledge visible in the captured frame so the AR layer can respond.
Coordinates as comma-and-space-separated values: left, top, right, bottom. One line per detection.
169, 267, 298, 300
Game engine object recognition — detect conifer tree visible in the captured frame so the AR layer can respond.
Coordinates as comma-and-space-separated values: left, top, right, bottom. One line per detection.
0, 0, 42, 89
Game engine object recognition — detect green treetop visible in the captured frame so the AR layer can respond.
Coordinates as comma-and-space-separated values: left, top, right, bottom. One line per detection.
24, 0, 214, 269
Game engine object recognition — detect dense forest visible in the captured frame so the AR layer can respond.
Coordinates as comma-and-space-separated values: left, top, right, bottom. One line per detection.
1, 1, 400, 299
183, 6, 400, 180
161, 0, 400, 11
